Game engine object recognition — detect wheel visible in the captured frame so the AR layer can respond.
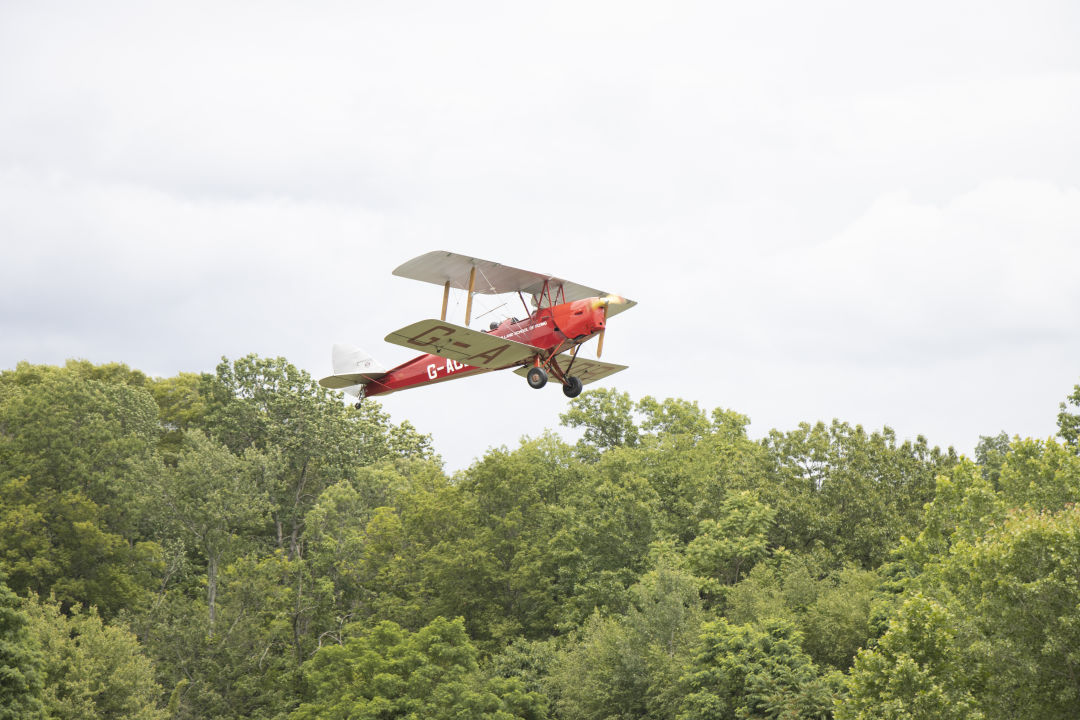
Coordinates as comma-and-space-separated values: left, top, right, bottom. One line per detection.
526, 366, 548, 389
562, 376, 583, 398
354, 402, 363, 409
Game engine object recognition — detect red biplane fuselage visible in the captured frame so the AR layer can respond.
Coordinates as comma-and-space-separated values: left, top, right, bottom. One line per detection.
363, 298, 607, 396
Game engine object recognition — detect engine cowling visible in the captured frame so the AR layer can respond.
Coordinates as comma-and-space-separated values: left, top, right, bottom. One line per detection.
550, 298, 606, 340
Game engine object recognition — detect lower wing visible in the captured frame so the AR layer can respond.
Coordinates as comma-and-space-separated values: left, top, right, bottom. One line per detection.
515, 354, 628, 385
385, 319, 538, 369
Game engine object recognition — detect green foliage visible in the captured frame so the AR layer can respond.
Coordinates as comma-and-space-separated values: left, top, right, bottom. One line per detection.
997, 436, 1080, 511
0, 475, 162, 618
0, 575, 43, 720
625, 408, 767, 544
637, 396, 713, 439
140, 552, 308, 720
199, 354, 433, 559
973, 431, 1010, 486
555, 454, 661, 624
943, 506, 1080, 718
897, 461, 1005, 576
292, 617, 544, 720
147, 372, 208, 459
686, 490, 776, 593
0, 362, 160, 522
1057, 381, 1080, 449
154, 430, 274, 629
761, 421, 956, 567
726, 553, 884, 670
560, 388, 640, 454
850, 499, 1080, 718
0, 363, 163, 616
22, 594, 165, 720
839, 594, 981, 720
550, 555, 703, 720
679, 618, 840, 720
485, 636, 560, 709
3, 356, 1075, 720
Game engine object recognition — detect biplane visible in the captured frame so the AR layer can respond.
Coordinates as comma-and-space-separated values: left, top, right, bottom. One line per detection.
319, 251, 635, 405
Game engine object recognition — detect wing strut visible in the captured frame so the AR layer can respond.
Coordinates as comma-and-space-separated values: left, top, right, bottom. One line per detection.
440, 281, 450, 321
565, 343, 580, 377
464, 267, 476, 325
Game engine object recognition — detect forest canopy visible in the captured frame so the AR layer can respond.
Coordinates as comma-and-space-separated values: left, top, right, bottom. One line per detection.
1, 355, 1078, 719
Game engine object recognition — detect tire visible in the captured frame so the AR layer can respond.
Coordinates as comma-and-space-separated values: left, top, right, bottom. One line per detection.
562, 376, 583, 398
526, 367, 548, 389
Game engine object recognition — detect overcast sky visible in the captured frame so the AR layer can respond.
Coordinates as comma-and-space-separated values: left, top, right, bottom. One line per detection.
2, 1, 1078, 471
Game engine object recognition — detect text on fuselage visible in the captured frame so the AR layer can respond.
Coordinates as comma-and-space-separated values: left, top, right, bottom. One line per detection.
427, 359, 466, 380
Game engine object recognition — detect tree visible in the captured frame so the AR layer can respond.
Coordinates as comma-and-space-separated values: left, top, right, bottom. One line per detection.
839, 594, 981, 720
636, 396, 712, 439
996, 437, 1080, 512
446, 435, 579, 644
147, 372, 209, 460
0, 575, 43, 720
550, 554, 703, 720
687, 491, 776, 594
198, 355, 433, 560
850, 504, 1080, 719
138, 552, 309, 720
973, 431, 1010, 486
559, 388, 640, 455
291, 617, 544, 720
1057, 381, 1080, 449
155, 430, 273, 631
896, 461, 1004, 575
21, 595, 165, 720
554, 454, 660, 625
624, 406, 767, 544
0, 362, 160, 530
944, 506, 1080, 718
761, 421, 956, 568
725, 553, 884, 670
0, 363, 164, 616
679, 618, 840, 720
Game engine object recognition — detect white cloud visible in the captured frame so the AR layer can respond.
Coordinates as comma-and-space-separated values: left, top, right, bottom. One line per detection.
746, 179, 1080, 358
1, 1, 1078, 469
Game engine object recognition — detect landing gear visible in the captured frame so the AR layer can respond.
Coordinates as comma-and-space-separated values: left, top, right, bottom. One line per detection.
562, 376, 583, 398
353, 386, 367, 409
526, 366, 548, 389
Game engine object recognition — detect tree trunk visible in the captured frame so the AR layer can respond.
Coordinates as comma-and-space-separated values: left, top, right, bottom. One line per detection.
207, 553, 219, 636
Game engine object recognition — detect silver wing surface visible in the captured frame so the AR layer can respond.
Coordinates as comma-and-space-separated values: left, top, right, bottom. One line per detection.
393, 250, 635, 318
514, 355, 628, 385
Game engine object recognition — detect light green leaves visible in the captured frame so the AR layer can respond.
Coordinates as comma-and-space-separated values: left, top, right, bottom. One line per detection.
292, 617, 543, 720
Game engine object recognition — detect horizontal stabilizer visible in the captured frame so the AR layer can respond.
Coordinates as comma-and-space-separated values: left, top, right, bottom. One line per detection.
385, 319, 537, 369
515, 355, 628, 386
320, 373, 379, 390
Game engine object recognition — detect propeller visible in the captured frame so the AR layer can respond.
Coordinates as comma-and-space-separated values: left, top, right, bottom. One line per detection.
591, 295, 626, 359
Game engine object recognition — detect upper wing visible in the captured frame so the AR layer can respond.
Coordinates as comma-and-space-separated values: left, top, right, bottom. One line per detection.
393, 250, 635, 318
515, 355, 628, 385
385, 319, 538, 369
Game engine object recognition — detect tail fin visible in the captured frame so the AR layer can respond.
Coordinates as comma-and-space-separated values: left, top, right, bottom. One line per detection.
319, 344, 387, 395
332, 344, 385, 376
